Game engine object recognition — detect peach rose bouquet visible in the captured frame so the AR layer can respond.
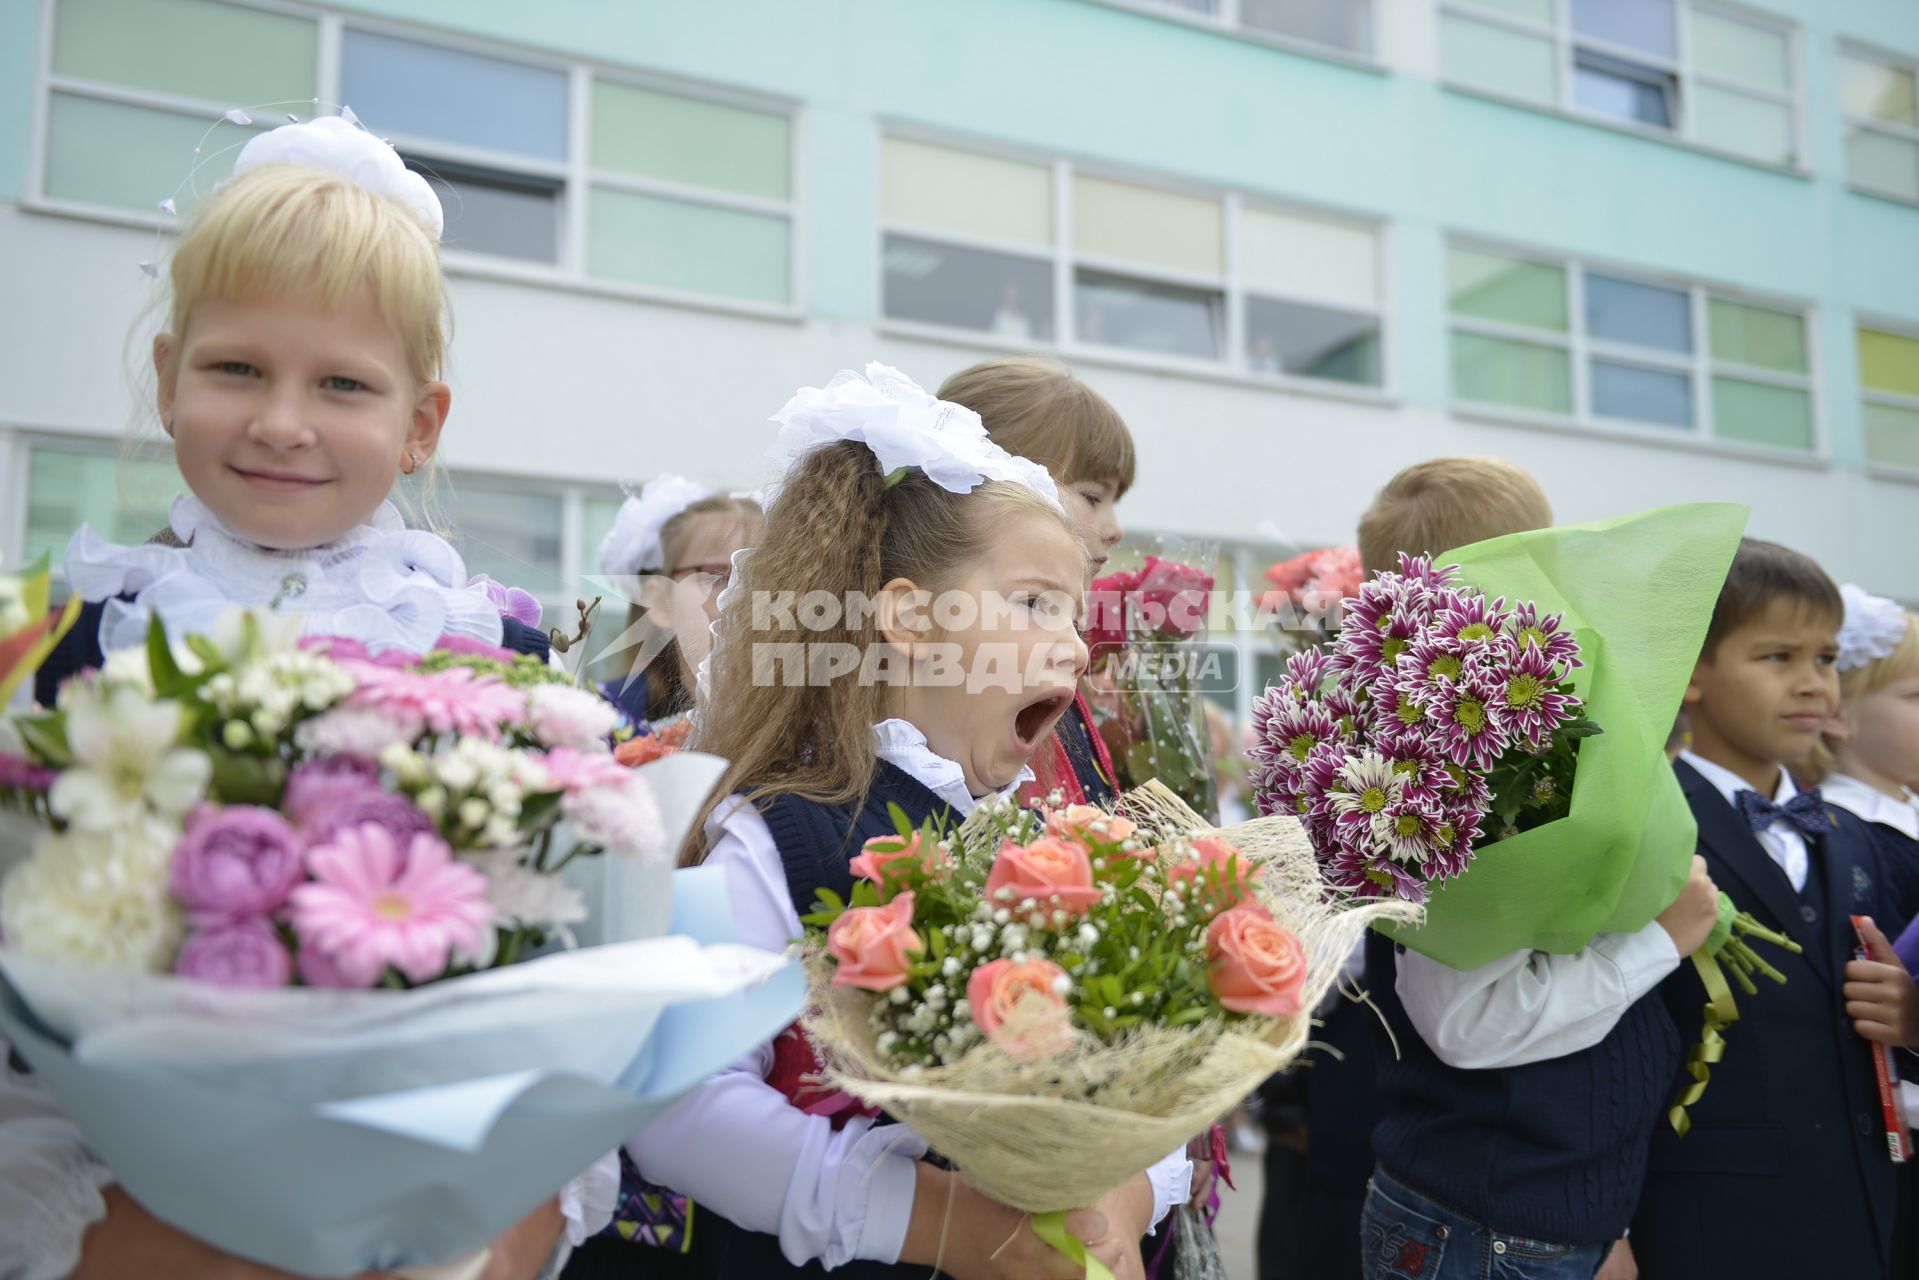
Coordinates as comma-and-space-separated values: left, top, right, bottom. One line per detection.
800, 783, 1416, 1273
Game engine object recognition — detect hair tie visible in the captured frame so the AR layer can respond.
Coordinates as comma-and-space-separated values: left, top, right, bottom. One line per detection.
233, 114, 443, 239
1836, 582, 1910, 673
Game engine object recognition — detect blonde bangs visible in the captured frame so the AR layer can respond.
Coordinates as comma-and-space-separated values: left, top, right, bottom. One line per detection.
166, 165, 447, 383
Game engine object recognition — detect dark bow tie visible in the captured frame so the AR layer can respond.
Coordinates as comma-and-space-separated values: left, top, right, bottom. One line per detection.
1735, 787, 1831, 839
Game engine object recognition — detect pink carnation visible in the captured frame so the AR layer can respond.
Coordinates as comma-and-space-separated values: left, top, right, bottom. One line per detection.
289, 823, 493, 986
540, 746, 628, 794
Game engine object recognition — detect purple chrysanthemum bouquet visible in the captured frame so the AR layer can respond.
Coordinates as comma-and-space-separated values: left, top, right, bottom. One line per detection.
1249, 554, 1595, 905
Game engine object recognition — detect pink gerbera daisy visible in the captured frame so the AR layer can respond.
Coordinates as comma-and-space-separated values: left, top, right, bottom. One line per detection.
289, 823, 494, 986
344, 664, 527, 742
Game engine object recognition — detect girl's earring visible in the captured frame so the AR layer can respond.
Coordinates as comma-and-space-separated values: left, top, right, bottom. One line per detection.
402, 449, 419, 476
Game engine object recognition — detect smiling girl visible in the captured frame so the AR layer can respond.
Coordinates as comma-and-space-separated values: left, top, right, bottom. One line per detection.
35, 114, 547, 707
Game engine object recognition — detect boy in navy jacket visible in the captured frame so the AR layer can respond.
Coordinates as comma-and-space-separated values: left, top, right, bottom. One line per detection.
1632, 538, 1919, 1278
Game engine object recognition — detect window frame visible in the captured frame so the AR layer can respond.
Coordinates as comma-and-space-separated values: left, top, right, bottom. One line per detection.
1082, 0, 1384, 72
26, 0, 806, 320
1435, 0, 1807, 174
1445, 233, 1824, 461
876, 124, 1395, 403
1858, 318, 1919, 481
1839, 40, 1919, 209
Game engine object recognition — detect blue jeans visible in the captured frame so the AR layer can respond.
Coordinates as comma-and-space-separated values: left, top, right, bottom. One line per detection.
1358, 1169, 1608, 1280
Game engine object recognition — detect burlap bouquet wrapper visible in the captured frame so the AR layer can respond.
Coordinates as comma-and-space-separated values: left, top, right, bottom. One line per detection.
802, 782, 1419, 1213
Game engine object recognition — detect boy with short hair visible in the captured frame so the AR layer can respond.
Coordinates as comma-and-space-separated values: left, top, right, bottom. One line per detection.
1350, 457, 1718, 1280
1631, 538, 1919, 1278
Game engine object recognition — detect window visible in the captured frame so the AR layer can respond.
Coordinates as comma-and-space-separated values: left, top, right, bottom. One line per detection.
880, 134, 1387, 389
1438, 0, 1800, 167
341, 29, 566, 264
1446, 241, 1816, 452
1116, 0, 1374, 59
43, 0, 309, 214
1841, 47, 1919, 203
1859, 326, 1919, 472
587, 79, 795, 305
37, 0, 798, 308
23, 442, 182, 576
440, 475, 566, 614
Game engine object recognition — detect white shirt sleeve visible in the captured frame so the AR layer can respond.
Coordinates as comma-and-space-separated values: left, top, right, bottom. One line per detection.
1144, 1148, 1193, 1234
1394, 921, 1682, 1069
0, 1042, 116, 1280
625, 801, 928, 1269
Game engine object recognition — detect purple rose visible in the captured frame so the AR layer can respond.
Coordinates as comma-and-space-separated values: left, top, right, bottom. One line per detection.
295, 942, 370, 989
303, 790, 438, 847
169, 805, 305, 923
283, 757, 381, 830
175, 919, 293, 988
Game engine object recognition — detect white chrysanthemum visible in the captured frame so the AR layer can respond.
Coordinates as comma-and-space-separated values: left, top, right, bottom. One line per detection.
525, 684, 621, 751
0, 821, 183, 970
467, 850, 589, 940
561, 777, 666, 862
48, 684, 209, 831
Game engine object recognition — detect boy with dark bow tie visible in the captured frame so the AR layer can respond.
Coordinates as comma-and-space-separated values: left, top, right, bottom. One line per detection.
1632, 538, 1919, 1278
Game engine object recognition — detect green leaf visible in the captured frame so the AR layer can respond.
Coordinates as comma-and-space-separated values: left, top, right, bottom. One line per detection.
929, 929, 947, 961
146, 614, 185, 695
16, 713, 71, 767
887, 802, 914, 841
811, 887, 846, 915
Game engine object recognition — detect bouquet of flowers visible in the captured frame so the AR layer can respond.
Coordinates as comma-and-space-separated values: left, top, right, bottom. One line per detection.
1247, 505, 1798, 1130
1260, 544, 1364, 637
0, 610, 800, 1276
801, 784, 1416, 1273
614, 714, 693, 768
1249, 550, 1598, 906
1087, 548, 1221, 821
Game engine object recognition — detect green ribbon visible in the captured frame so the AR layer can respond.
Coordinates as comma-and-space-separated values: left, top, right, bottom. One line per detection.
1669, 909, 1802, 1135
1669, 947, 1737, 1136
1031, 1210, 1114, 1280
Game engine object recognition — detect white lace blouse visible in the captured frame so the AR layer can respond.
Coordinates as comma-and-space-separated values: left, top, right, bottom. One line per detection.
64, 493, 504, 656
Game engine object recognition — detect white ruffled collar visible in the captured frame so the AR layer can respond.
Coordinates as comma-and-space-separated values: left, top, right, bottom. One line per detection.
870, 718, 1034, 816
1821, 774, 1919, 841
64, 492, 504, 656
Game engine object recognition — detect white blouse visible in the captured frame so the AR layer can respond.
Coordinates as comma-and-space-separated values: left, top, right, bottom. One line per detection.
627, 719, 1192, 1269
1821, 773, 1919, 842
64, 493, 505, 656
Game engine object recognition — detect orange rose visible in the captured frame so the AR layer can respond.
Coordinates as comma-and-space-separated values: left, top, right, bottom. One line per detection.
1043, 804, 1141, 852
1167, 836, 1254, 913
847, 831, 951, 888
826, 892, 922, 991
985, 837, 1103, 917
966, 957, 1074, 1060
1206, 903, 1307, 1017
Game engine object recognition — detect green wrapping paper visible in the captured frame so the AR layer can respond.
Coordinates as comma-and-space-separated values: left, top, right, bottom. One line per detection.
1381, 503, 1749, 969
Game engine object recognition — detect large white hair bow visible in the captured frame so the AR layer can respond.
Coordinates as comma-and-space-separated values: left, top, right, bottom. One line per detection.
767, 363, 1061, 509
234, 114, 444, 239
598, 474, 717, 594
1837, 583, 1911, 673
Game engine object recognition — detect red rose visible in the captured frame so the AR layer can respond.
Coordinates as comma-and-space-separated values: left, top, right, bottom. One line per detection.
1135, 556, 1215, 638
